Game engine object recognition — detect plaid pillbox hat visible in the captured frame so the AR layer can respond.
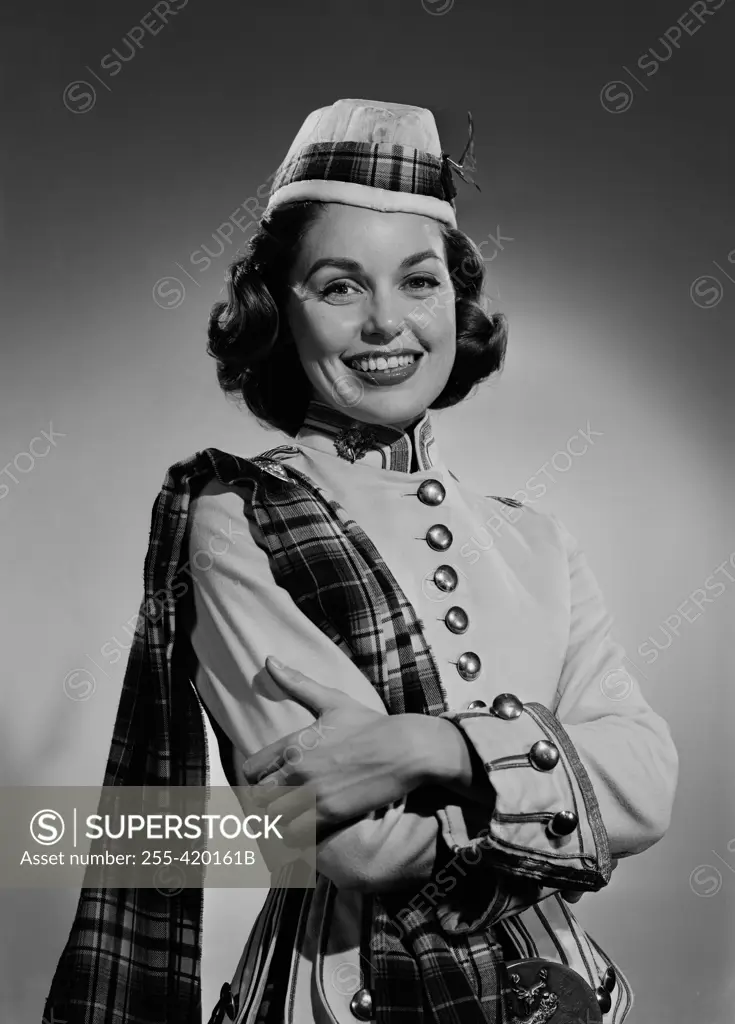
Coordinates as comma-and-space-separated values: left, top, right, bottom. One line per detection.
265, 97, 478, 228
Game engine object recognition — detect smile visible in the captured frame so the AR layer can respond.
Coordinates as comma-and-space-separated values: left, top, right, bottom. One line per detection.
342, 352, 423, 388
344, 353, 420, 372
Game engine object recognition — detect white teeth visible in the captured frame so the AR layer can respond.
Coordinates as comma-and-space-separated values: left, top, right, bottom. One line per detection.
350, 353, 418, 372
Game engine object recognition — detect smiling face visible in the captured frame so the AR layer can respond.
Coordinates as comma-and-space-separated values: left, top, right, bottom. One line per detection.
286, 203, 457, 430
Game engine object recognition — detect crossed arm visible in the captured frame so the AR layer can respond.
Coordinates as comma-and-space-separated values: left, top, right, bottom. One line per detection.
188, 484, 678, 917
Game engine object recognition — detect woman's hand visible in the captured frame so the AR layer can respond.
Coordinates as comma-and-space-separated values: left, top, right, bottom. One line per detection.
240, 657, 436, 844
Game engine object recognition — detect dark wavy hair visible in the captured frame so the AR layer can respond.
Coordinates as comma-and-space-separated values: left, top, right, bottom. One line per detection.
207, 201, 508, 435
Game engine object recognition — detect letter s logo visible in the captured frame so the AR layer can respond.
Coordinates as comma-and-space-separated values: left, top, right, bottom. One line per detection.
599, 80, 634, 114
30, 809, 65, 845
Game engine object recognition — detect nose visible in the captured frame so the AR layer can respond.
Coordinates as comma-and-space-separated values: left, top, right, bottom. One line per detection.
362, 289, 406, 343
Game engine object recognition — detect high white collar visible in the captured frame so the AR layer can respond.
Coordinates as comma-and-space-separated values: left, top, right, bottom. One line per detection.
293, 398, 438, 473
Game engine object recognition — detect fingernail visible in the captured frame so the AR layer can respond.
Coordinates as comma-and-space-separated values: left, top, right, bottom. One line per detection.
267, 656, 285, 670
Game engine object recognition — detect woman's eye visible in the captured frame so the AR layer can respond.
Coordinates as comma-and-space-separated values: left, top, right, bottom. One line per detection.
321, 280, 362, 301
404, 274, 440, 291
319, 275, 440, 301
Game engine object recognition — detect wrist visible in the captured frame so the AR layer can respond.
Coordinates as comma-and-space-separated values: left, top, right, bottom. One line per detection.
402, 714, 474, 788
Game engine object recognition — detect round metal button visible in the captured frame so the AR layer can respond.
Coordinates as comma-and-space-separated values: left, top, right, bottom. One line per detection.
601, 966, 617, 993
417, 479, 446, 506
457, 652, 481, 681
596, 987, 612, 1014
433, 565, 458, 592
467, 699, 487, 709
349, 987, 373, 1021
444, 606, 469, 634
529, 739, 560, 772
426, 524, 453, 551
491, 693, 524, 720
547, 810, 579, 837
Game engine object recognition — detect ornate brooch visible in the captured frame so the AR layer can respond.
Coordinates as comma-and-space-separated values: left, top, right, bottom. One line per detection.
507, 968, 558, 1024
505, 958, 605, 1024
333, 425, 380, 464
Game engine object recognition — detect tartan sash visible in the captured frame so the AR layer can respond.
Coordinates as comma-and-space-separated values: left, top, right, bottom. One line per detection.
43, 445, 508, 1024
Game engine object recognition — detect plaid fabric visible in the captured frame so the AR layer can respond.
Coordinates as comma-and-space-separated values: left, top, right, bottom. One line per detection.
270, 141, 458, 203
44, 445, 510, 1024
43, 451, 217, 1024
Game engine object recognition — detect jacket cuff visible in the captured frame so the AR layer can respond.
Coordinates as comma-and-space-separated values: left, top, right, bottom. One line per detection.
435, 695, 613, 891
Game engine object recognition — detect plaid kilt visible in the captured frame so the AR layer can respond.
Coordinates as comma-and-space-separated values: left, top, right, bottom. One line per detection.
43, 445, 511, 1024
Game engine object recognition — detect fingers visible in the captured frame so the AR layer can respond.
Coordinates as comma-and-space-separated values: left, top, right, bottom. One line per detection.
256, 782, 315, 824
251, 783, 320, 849
241, 729, 302, 783
241, 655, 341, 781
265, 656, 346, 713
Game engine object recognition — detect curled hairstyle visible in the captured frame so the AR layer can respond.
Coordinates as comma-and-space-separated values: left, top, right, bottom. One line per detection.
207, 201, 508, 435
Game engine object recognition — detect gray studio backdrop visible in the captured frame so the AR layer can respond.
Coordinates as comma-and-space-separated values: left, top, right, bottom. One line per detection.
1, 1, 733, 1022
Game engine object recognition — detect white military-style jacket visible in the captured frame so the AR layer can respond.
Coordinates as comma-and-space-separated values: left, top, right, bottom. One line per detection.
187, 400, 678, 1024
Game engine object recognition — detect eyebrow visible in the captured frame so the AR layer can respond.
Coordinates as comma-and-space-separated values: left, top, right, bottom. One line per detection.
303, 249, 444, 283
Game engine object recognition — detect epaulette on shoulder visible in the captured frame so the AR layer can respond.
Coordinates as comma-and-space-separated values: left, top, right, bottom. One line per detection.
183, 446, 300, 493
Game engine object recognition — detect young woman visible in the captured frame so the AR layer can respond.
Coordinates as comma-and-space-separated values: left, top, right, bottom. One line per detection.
45, 98, 678, 1024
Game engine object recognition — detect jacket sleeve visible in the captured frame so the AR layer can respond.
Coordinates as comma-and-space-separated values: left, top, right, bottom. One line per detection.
187, 478, 442, 893
433, 513, 679, 911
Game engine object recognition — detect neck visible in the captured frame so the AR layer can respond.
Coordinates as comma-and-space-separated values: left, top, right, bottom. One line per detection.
296, 397, 437, 472
303, 397, 425, 435
386, 413, 424, 433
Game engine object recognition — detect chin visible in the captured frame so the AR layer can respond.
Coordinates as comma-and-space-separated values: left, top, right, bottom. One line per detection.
346, 391, 431, 429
